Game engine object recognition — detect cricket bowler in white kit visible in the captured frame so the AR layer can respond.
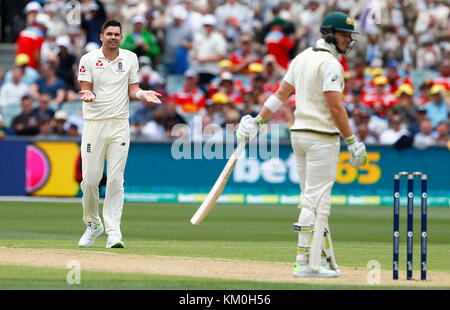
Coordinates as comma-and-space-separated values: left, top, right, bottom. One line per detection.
237, 12, 367, 277
77, 20, 161, 248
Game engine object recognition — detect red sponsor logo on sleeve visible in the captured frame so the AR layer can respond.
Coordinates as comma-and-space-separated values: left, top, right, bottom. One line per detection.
80, 66, 86, 73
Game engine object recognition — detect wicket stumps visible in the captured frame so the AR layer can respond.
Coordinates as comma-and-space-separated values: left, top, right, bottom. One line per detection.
393, 172, 428, 280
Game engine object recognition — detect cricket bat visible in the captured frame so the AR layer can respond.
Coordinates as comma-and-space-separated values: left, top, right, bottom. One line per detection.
190, 141, 246, 226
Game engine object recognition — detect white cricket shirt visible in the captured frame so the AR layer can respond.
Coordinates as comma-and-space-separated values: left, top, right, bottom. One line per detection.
284, 39, 344, 135
193, 31, 227, 75
78, 48, 139, 120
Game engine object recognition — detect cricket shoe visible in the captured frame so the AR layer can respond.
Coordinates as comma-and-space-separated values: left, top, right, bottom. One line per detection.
293, 262, 340, 278
78, 222, 104, 248
106, 235, 124, 248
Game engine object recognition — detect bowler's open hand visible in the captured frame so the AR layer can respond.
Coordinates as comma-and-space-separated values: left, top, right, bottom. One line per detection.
79, 90, 96, 102
142, 90, 162, 104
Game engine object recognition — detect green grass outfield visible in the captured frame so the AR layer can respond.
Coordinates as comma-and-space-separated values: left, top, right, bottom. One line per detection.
0, 201, 449, 290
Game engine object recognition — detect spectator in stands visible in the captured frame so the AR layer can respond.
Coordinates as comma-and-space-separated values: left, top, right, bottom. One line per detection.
414, 0, 449, 40
40, 27, 60, 65
417, 79, 432, 106
393, 27, 416, 71
67, 26, 86, 59
261, 54, 286, 87
192, 14, 227, 92
385, 60, 411, 94
35, 117, 55, 139
15, 13, 50, 69
3, 54, 39, 87
0, 66, 29, 107
379, 113, 411, 145
11, 95, 40, 136
52, 110, 68, 136
81, 1, 107, 46
248, 73, 268, 105
246, 62, 264, 84
430, 57, 450, 89
172, 69, 206, 115
364, 28, 384, 66
215, 72, 242, 107
121, 16, 160, 62
435, 121, 449, 146
145, 9, 164, 60
29, 62, 66, 106
426, 84, 449, 128
263, 17, 295, 70
209, 92, 230, 126
260, 2, 295, 41
207, 59, 236, 96
138, 64, 165, 92
238, 90, 259, 118
202, 99, 217, 126
348, 106, 363, 135
230, 33, 261, 75
24, 1, 42, 27
296, 0, 325, 49
158, 5, 193, 76
42, 2, 67, 37
141, 109, 168, 140
215, 0, 255, 45
224, 107, 240, 127
362, 76, 397, 117
416, 34, 441, 70
56, 36, 77, 90
32, 92, 55, 121
393, 83, 418, 133
413, 118, 437, 150
180, 0, 206, 34
223, 108, 241, 141
356, 122, 378, 145
164, 98, 187, 138
350, 59, 366, 91
67, 124, 80, 137
414, 104, 429, 131
64, 110, 84, 136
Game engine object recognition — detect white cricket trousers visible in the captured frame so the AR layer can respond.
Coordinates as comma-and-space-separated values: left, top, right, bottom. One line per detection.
81, 119, 130, 239
290, 131, 340, 263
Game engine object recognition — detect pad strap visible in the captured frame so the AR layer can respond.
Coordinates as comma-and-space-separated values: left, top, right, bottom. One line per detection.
294, 223, 314, 232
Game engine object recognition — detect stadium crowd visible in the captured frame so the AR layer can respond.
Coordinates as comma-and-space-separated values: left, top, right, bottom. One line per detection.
0, 0, 449, 149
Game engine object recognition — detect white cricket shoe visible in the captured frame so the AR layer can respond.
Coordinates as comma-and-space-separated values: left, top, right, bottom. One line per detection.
78, 222, 104, 248
106, 235, 124, 248
293, 262, 340, 278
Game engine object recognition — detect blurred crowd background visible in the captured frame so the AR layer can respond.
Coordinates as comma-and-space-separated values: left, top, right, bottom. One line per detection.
0, 0, 449, 150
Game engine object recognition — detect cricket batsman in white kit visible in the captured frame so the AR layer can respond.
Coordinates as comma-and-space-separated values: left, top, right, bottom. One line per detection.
77, 20, 161, 248
237, 12, 367, 277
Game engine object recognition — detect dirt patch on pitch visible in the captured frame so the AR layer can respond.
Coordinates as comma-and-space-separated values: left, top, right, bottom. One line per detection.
0, 248, 448, 287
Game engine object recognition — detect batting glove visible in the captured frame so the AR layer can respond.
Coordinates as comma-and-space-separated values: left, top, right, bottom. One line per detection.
236, 115, 264, 141
345, 135, 367, 168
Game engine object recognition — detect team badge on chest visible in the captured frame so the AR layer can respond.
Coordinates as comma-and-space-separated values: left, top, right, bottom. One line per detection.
117, 61, 124, 73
